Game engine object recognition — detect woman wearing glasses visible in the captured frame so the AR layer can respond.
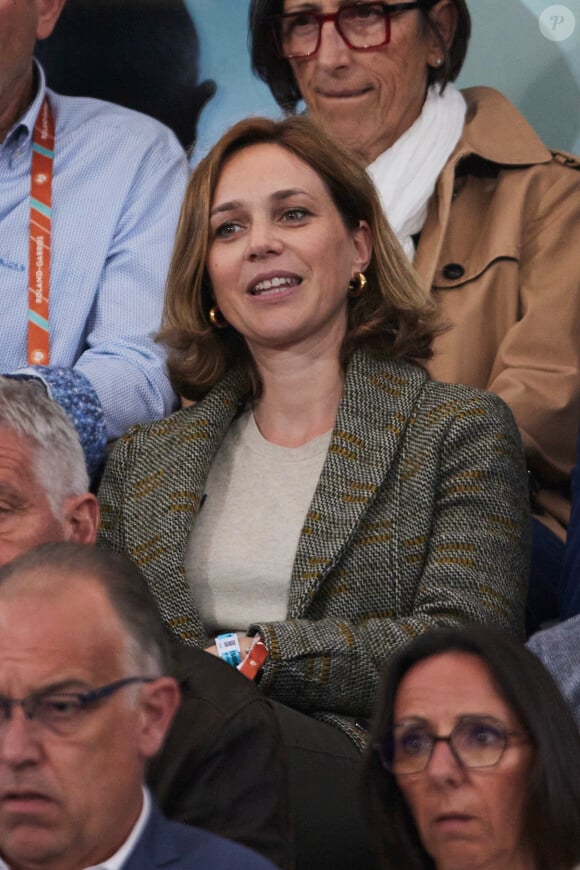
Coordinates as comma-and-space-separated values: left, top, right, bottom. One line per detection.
249, 0, 580, 633
362, 625, 580, 870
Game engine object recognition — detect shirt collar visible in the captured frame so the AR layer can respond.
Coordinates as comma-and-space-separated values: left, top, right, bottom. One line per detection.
20, 60, 48, 136
0, 787, 152, 870
2, 60, 47, 149
83, 787, 152, 870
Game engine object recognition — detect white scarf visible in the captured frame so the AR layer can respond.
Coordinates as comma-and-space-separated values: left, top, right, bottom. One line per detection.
367, 83, 467, 261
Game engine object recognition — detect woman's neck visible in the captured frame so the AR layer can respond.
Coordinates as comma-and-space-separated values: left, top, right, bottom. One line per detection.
251, 348, 344, 448
440, 842, 536, 870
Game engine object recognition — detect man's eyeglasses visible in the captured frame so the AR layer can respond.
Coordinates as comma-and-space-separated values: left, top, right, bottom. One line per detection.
272, 2, 426, 59
378, 716, 530, 774
0, 677, 155, 737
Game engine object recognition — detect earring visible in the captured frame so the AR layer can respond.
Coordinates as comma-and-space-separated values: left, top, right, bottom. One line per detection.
209, 305, 228, 328
434, 57, 443, 67
348, 272, 367, 297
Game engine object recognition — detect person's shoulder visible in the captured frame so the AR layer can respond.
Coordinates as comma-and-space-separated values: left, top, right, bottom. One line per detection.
117, 369, 252, 449
48, 87, 185, 155
460, 85, 536, 133
461, 85, 519, 115
155, 813, 276, 868
459, 86, 579, 177
422, 380, 518, 429
528, 615, 580, 657
527, 617, 580, 726
122, 396, 206, 437
349, 349, 428, 389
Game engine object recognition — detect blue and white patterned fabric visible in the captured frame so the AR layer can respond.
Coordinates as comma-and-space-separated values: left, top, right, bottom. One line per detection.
0, 63, 188, 476
527, 616, 580, 729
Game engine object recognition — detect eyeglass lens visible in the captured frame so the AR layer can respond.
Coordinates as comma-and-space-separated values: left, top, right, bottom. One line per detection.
385, 718, 509, 774
279, 4, 390, 58
0, 678, 152, 737
0, 695, 85, 735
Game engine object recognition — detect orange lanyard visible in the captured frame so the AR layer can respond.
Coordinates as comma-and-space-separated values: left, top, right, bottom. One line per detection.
28, 97, 54, 365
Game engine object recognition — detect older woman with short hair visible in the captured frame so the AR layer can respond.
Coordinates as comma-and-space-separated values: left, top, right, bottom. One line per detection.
249, 0, 580, 632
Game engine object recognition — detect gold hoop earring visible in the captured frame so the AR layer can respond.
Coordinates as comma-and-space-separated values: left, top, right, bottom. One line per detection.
348, 272, 367, 298
209, 305, 228, 329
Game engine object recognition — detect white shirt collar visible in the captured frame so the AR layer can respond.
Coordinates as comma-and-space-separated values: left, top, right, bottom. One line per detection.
0, 787, 152, 870
84, 787, 151, 870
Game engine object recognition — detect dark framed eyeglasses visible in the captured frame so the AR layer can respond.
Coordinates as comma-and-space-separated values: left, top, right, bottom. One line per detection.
272, 2, 426, 59
378, 716, 530, 775
0, 676, 155, 737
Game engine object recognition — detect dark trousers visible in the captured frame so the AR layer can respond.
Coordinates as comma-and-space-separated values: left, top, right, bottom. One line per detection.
526, 516, 566, 636
271, 702, 377, 870
560, 428, 580, 621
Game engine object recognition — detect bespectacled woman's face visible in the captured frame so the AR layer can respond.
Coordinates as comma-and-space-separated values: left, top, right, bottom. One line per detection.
282, 0, 456, 165
207, 142, 370, 360
393, 652, 535, 870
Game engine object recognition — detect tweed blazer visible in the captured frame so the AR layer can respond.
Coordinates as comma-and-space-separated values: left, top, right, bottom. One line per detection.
98, 351, 529, 745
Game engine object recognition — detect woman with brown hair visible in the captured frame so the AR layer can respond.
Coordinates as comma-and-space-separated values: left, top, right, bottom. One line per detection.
98, 114, 529, 868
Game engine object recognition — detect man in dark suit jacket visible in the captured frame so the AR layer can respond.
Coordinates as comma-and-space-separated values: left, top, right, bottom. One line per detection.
0, 542, 275, 870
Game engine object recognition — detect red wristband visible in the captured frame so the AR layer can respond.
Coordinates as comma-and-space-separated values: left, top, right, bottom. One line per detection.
237, 637, 269, 680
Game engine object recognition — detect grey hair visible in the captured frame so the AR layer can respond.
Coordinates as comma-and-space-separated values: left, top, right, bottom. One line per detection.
0, 542, 173, 676
0, 377, 88, 518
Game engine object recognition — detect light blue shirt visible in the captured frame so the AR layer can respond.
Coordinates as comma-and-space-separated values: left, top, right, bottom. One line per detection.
0, 64, 188, 473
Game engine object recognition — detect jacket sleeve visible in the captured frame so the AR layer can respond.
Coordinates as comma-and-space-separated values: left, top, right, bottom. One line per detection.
252, 394, 530, 718
96, 432, 131, 554
148, 689, 293, 870
487, 157, 580, 482
72, 130, 188, 440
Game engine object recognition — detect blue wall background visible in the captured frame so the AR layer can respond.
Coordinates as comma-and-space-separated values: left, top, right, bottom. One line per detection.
185, 0, 580, 162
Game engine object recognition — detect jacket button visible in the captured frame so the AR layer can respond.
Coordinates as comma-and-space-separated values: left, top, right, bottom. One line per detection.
442, 262, 465, 280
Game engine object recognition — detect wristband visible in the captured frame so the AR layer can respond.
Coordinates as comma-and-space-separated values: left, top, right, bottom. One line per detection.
237, 636, 269, 680
215, 632, 241, 667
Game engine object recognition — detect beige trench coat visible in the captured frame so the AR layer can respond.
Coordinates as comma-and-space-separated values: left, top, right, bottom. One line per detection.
414, 87, 580, 537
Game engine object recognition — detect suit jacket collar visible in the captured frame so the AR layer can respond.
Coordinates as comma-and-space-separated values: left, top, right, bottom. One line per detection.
137, 351, 426, 634
122, 801, 179, 869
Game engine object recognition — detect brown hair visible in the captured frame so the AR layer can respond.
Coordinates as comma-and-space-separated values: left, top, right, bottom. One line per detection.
249, 0, 471, 114
159, 115, 437, 401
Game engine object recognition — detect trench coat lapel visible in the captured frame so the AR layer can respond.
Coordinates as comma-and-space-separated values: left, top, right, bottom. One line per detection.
287, 351, 427, 617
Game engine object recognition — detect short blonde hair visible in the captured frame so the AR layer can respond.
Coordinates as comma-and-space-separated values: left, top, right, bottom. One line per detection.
159, 115, 438, 400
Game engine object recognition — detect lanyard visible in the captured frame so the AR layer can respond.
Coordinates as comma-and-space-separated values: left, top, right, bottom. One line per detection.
28, 97, 54, 365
